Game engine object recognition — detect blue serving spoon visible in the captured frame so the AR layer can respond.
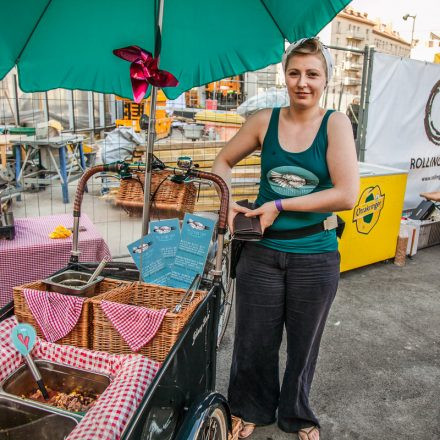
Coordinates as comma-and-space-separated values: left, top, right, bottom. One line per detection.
11, 323, 49, 400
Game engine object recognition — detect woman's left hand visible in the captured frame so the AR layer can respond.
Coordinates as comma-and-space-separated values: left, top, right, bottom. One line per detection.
245, 201, 280, 232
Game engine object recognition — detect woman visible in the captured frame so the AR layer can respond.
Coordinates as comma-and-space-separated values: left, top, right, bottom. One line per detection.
212, 38, 359, 440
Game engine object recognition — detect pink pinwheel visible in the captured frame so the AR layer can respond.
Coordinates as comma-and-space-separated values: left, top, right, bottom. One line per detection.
113, 46, 178, 103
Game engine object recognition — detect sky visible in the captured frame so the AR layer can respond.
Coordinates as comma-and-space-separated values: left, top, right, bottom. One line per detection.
319, 0, 440, 61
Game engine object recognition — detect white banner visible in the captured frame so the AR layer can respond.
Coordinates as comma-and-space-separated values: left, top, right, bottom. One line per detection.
365, 52, 440, 209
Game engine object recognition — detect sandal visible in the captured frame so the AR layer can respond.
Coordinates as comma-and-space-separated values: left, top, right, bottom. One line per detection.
297, 426, 319, 440
238, 420, 256, 439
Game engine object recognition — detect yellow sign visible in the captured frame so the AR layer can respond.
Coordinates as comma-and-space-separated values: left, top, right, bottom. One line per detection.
352, 186, 385, 234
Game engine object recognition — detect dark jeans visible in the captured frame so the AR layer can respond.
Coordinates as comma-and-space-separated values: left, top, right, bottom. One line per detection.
228, 242, 340, 433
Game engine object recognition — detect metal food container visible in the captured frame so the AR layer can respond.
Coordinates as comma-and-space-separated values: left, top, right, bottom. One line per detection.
0, 395, 77, 439
0, 360, 111, 416
43, 270, 104, 297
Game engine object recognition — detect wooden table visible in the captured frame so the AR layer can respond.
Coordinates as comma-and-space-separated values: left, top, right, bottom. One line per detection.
12, 134, 85, 203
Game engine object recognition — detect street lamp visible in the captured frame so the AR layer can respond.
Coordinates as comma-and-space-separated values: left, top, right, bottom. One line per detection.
403, 13, 416, 56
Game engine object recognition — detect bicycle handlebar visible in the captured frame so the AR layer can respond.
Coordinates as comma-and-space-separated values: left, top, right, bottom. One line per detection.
71, 162, 229, 265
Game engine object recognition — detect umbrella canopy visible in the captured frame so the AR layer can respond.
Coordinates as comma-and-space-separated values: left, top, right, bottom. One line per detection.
0, 0, 351, 100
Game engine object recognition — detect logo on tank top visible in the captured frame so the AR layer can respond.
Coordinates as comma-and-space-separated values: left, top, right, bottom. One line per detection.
352, 185, 385, 234
267, 166, 319, 197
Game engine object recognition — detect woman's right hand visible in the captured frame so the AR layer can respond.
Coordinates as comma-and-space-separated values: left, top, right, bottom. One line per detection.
227, 200, 253, 234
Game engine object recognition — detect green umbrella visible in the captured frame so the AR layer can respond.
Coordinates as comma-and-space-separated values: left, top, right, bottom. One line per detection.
1, 0, 350, 234
0, 0, 350, 100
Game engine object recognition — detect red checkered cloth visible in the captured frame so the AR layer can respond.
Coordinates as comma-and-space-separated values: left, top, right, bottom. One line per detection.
23, 288, 85, 342
0, 317, 161, 440
101, 300, 168, 352
0, 213, 111, 309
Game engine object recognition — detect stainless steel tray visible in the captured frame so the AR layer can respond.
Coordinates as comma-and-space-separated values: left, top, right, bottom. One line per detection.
0, 360, 111, 416
0, 395, 77, 439
43, 270, 104, 297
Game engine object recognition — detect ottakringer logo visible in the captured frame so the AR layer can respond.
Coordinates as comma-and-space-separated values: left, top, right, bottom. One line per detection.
353, 186, 385, 234
424, 79, 440, 146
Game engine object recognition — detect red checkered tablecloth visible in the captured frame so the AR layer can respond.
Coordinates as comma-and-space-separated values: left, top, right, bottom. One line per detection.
101, 300, 168, 352
24, 288, 86, 342
0, 214, 111, 308
0, 316, 161, 440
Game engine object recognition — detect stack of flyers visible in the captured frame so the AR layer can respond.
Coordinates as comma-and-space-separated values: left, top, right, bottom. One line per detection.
149, 219, 181, 269
127, 234, 169, 285
167, 213, 216, 289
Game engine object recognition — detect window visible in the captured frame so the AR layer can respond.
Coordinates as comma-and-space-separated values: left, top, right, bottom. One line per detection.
337, 21, 340, 33
349, 24, 351, 31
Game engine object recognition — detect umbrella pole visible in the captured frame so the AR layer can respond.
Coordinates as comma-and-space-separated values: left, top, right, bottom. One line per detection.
140, 0, 164, 236
141, 85, 158, 236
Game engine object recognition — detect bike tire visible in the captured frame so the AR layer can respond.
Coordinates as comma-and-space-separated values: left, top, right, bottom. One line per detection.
217, 239, 235, 348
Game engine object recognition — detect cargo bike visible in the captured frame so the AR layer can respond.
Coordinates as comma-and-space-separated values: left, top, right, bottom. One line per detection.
0, 160, 238, 440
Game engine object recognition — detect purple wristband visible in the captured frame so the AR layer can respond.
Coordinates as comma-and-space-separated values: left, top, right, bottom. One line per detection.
274, 199, 283, 212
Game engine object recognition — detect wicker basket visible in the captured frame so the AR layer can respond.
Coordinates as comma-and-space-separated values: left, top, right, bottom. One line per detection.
13, 278, 129, 349
115, 170, 197, 219
91, 282, 206, 362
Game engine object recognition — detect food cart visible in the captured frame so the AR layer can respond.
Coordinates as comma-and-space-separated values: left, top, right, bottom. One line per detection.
0, 162, 238, 440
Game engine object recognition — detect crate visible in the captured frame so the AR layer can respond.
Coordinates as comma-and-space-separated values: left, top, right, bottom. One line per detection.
13, 278, 129, 348
91, 282, 206, 362
115, 170, 197, 219
417, 220, 440, 249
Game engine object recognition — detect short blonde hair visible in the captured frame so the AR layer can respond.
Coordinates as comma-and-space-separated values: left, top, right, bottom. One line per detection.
283, 38, 329, 80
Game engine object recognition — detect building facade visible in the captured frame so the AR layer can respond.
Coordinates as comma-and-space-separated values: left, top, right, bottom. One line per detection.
329, 7, 411, 109
413, 31, 440, 63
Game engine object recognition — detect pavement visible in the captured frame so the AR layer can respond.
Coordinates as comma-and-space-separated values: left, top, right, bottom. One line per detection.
6, 182, 440, 439
216, 245, 440, 440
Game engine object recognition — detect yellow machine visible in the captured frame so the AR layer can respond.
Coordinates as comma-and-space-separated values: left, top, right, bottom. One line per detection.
205, 76, 241, 96
204, 76, 243, 108
338, 163, 408, 272
115, 90, 171, 139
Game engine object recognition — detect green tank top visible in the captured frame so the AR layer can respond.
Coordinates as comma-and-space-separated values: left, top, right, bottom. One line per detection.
255, 107, 338, 253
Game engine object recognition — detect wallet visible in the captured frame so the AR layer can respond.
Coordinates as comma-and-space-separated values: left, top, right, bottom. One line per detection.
232, 200, 263, 241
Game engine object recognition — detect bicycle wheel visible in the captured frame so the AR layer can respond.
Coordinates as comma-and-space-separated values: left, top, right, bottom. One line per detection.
217, 237, 235, 348
195, 405, 228, 440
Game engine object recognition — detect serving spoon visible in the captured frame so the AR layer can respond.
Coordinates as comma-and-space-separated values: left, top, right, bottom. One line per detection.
11, 323, 49, 400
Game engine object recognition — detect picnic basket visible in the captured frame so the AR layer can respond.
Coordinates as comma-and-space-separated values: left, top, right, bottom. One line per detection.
115, 170, 197, 219
13, 278, 130, 349
91, 281, 206, 362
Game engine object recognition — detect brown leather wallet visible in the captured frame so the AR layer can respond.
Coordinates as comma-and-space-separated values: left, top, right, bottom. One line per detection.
232, 199, 262, 241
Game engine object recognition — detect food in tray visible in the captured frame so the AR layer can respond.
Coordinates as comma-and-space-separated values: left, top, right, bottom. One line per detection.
23, 387, 100, 412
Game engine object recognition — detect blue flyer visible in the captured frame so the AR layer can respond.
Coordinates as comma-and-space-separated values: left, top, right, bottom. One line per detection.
168, 213, 215, 289
149, 218, 181, 269
127, 233, 169, 285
